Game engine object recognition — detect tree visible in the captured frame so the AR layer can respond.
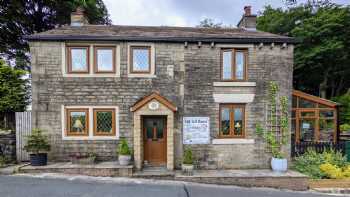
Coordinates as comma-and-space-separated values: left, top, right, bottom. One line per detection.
197, 18, 223, 28
257, 2, 350, 99
0, 0, 111, 70
0, 59, 29, 112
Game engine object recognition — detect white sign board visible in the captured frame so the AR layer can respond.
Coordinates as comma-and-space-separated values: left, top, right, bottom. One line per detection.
183, 117, 210, 144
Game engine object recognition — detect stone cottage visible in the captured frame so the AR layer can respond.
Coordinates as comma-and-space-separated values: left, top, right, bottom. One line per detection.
27, 6, 295, 170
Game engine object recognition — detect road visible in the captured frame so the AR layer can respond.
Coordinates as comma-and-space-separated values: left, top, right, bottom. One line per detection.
0, 174, 334, 197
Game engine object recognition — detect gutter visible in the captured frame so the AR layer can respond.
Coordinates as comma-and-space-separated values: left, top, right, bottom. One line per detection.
24, 35, 298, 44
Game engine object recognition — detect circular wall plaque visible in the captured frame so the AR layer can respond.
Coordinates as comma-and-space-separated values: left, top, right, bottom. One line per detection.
148, 101, 159, 110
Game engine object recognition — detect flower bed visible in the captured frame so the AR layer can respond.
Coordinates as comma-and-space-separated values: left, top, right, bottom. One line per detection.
294, 148, 348, 179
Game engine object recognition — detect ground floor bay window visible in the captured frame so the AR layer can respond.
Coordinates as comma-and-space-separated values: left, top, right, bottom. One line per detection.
62, 106, 119, 139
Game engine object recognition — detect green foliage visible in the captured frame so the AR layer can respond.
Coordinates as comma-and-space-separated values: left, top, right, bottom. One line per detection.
23, 129, 50, 154
257, 2, 350, 98
0, 60, 29, 112
320, 163, 345, 179
340, 124, 350, 132
117, 138, 131, 155
332, 93, 350, 124
294, 148, 348, 179
256, 81, 289, 159
197, 18, 223, 28
0, 155, 11, 167
183, 147, 194, 165
0, 0, 111, 70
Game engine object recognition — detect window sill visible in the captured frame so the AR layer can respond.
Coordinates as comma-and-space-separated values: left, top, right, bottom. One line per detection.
212, 138, 255, 145
62, 136, 119, 140
127, 74, 157, 78
62, 73, 120, 77
213, 82, 256, 87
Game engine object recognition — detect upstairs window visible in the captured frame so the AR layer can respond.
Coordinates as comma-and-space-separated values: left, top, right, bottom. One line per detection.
219, 104, 245, 138
94, 46, 116, 73
67, 46, 89, 73
221, 49, 247, 81
130, 46, 151, 73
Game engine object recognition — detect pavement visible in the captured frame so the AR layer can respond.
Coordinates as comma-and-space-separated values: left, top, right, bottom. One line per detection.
0, 173, 341, 197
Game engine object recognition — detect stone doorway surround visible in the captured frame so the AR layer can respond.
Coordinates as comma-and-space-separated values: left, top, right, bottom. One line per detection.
130, 92, 177, 170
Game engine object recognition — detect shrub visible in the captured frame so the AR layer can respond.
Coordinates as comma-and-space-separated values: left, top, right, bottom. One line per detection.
117, 138, 131, 155
320, 163, 344, 179
23, 129, 50, 154
0, 156, 10, 167
294, 148, 348, 179
183, 148, 193, 165
340, 124, 350, 132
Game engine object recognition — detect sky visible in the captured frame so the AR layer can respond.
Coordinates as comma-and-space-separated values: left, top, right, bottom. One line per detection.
103, 0, 349, 27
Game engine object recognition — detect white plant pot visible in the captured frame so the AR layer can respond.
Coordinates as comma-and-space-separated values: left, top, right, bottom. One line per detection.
182, 164, 194, 176
271, 157, 288, 172
118, 155, 131, 166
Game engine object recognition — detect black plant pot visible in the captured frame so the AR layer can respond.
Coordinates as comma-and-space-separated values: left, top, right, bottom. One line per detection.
29, 153, 48, 166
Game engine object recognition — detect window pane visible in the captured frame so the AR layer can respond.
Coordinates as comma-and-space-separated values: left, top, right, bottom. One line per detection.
299, 98, 316, 108
222, 51, 232, 80
320, 110, 334, 118
292, 96, 298, 108
133, 49, 149, 71
234, 108, 243, 135
96, 111, 113, 133
235, 52, 245, 80
70, 111, 86, 133
71, 48, 87, 71
319, 119, 334, 142
301, 111, 315, 118
299, 119, 315, 142
97, 49, 113, 71
221, 107, 230, 135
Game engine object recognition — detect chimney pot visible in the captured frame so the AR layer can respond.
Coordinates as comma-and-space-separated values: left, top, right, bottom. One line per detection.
244, 6, 252, 16
237, 6, 256, 30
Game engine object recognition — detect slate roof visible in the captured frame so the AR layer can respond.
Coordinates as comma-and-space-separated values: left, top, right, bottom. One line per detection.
26, 25, 296, 43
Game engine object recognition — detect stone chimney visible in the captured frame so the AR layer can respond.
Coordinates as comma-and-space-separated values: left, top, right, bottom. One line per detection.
71, 6, 88, 26
237, 6, 257, 30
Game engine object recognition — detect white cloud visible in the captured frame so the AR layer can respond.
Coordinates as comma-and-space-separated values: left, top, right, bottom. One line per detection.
104, 0, 190, 26
104, 0, 350, 27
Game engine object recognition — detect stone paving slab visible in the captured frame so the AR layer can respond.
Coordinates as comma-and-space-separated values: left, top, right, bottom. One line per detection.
20, 162, 133, 170
175, 169, 307, 178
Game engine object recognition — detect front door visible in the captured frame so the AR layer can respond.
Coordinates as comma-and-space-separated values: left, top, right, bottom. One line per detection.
143, 116, 167, 166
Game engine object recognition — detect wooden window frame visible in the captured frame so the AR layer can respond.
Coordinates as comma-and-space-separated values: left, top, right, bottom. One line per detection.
220, 49, 248, 81
66, 108, 89, 136
219, 104, 245, 138
93, 46, 116, 74
66, 46, 90, 74
93, 108, 116, 136
130, 46, 151, 74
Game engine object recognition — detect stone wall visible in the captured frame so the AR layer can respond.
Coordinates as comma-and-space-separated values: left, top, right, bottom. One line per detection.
30, 41, 293, 169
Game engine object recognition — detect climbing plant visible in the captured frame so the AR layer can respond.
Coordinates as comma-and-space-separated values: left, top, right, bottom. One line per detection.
256, 81, 289, 159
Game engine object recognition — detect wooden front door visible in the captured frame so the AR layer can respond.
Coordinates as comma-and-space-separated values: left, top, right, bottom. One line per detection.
143, 116, 167, 166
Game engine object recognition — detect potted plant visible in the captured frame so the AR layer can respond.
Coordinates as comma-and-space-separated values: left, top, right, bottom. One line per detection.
182, 147, 194, 175
24, 129, 51, 166
117, 138, 131, 166
256, 81, 289, 172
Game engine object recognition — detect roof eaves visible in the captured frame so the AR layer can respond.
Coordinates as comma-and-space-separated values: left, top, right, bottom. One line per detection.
24, 35, 297, 44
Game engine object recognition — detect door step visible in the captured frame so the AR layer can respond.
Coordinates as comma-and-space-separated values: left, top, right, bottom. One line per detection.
133, 167, 175, 180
